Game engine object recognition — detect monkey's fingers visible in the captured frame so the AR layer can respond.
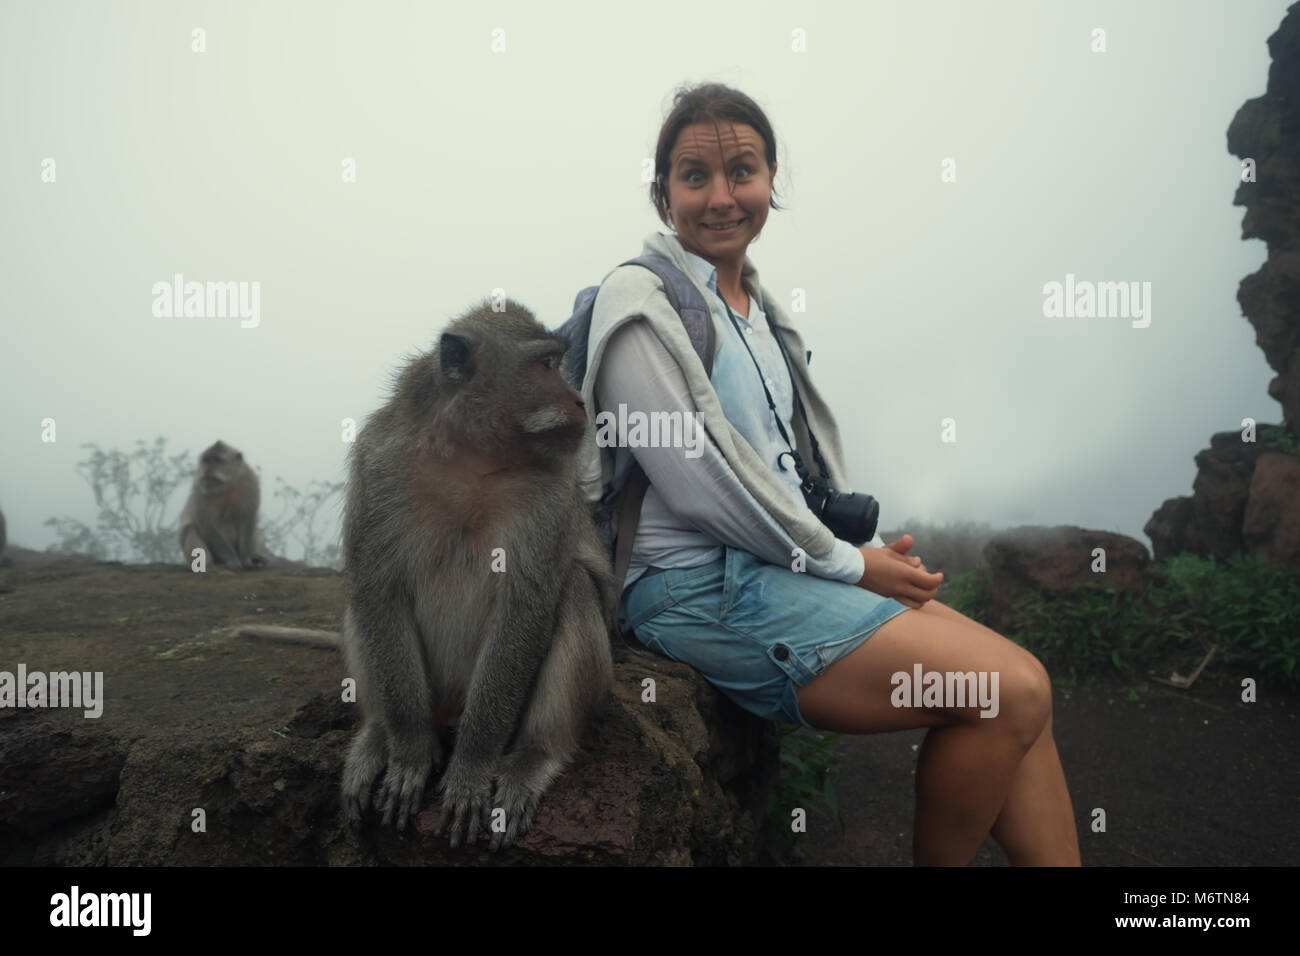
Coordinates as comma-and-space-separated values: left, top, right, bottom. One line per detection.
434, 803, 460, 842
439, 784, 495, 848
344, 778, 378, 829
376, 765, 429, 831
443, 804, 470, 847
340, 725, 388, 828
489, 776, 543, 851
444, 799, 487, 848
435, 764, 492, 846
376, 783, 399, 828
341, 786, 366, 829
376, 784, 413, 831
489, 794, 541, 851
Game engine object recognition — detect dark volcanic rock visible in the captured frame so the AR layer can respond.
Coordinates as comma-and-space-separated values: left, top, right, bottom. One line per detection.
1149, 3, 1300, 575
982, 525, 1150, 632
1145, 430, 1300, 571
1228, 5, 1300, 431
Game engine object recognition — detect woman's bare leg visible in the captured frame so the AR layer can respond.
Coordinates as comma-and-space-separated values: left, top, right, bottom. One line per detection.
795, 601, 1071, 865
919, 601, 1081, 865
985, 713, 1081, 864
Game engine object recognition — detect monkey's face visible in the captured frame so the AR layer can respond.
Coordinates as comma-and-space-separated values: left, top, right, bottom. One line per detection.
515, 349, 588, 443
659, 120, 775, 263
436, 318, 588, 464
197, 442, 242, 492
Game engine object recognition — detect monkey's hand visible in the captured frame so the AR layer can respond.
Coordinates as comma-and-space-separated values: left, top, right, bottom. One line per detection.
374, 742, 434, 832
487, 750, 554, 851
435, 755, 496, 849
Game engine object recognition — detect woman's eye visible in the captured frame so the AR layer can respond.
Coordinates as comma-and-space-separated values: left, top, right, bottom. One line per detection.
686, 165, 751, 185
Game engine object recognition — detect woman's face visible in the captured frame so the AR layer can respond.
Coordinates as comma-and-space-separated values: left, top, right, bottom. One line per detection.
660, 121, 776, 264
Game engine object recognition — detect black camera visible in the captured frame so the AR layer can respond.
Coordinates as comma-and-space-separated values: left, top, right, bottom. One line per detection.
803, 474, 879, 546
781, 452, 880, 546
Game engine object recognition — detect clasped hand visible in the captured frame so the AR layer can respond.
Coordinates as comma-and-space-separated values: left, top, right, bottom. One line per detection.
856, 534, 943, 609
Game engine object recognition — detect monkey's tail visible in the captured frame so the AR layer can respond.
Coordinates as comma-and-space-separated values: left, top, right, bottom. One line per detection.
233, 625, 340, 649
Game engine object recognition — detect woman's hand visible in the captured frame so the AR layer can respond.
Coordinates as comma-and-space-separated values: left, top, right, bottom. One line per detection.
855, 534, 943, 609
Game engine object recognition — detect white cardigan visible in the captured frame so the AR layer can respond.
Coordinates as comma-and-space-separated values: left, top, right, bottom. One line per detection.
582, 231, 884, 592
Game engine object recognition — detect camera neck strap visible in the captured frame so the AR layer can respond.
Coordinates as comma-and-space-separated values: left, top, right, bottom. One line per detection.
720, 295, 832, 489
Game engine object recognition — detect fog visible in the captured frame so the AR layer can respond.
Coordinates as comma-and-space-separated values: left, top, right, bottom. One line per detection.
0, 0, 1285, 557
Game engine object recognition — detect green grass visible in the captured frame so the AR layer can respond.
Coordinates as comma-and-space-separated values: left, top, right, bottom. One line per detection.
1258, 422, 1299, 456
762, 723, 842, 861
945, 552, 1300, 692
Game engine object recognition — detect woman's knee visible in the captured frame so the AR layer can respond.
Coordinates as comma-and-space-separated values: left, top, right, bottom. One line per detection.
921, 601, 1053, 744
796, 606, 1054, 739
996, 654, 1053, 748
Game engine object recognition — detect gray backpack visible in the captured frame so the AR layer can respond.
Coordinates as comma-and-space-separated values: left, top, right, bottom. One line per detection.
555, 254, 716, 596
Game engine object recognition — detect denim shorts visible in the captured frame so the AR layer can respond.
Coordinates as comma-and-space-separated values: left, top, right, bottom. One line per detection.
620, 546, 911, 728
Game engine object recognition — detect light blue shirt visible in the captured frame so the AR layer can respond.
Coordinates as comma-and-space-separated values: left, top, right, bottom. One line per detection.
682, 250, 812, 517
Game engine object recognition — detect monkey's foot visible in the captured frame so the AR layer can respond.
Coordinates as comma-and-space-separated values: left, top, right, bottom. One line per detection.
435, 760, 495, 849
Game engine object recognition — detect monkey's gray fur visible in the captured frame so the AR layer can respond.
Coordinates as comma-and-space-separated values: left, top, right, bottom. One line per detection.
179, 440, 270, 570
340, 299, 616, 850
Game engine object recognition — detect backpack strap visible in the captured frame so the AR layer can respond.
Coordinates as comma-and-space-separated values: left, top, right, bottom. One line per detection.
612, 467, 649, 588
608, 255, 716, 591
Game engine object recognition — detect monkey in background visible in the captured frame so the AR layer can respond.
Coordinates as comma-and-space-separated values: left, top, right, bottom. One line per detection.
0, 506, 6, 562
340, 299, 616, 850
179, 440, 270, 570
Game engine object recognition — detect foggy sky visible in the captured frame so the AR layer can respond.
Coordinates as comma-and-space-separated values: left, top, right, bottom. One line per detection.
0, 0, 1287, 558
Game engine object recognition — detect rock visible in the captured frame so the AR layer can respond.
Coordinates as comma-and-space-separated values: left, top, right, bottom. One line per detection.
1146, 1, 1300, 577
982, 525, 1149, 632
1228, 5, 1300, 431
1145, 430, 1300, 572
1244, 452, 1300, 569
0, 714, 126, 865
1144, 496, 1194, 563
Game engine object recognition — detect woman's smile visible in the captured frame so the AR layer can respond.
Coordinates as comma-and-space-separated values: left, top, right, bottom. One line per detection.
701, 216, 747, 234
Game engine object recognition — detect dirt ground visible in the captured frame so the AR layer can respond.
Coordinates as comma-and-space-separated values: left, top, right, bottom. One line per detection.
795, 675, 1299, 866
2, 555, 1294, 867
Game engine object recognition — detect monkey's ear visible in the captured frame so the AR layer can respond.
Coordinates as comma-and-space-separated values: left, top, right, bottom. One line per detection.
440, 332, 477, 382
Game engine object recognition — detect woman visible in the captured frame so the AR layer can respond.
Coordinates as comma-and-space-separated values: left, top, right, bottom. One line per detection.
582, 83, 1080, 866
